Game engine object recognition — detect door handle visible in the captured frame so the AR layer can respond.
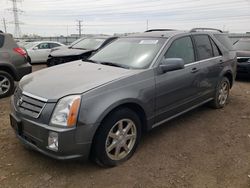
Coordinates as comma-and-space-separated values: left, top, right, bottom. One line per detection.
191, 67, 199, 73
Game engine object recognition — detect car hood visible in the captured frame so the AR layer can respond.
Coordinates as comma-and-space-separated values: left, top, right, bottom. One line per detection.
236, 51, 250, 57
50, 48, 93, 57
19, 61, 140, 101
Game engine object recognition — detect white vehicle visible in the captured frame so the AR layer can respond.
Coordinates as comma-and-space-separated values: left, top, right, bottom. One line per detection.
24, 41, 65, 63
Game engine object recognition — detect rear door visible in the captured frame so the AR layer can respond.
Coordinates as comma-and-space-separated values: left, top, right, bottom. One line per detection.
192, 34, 223, 98
154, 36, 203, 125
35, 43, 51, 62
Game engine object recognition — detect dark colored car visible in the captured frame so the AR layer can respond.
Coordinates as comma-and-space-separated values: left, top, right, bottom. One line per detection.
233, 39, 250, 77
10, 28, 236, 167
0, 31, 32, 98
47, 36, 117, 66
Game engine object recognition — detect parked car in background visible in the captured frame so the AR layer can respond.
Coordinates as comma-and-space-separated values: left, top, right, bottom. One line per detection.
24, 41, 65, 64
10, 28, 236, 167
233, 38, 250, 77
47, 36, 117, 66
0, 31, 31, 98
49, 37, 86, 53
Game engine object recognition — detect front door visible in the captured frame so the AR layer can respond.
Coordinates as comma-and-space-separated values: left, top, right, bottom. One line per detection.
154, 36, 202, 126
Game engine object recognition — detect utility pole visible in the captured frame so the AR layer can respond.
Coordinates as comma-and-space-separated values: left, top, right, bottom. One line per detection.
3, 18, 7, 33
8, 0, 23, 38
76, 20, 83, 37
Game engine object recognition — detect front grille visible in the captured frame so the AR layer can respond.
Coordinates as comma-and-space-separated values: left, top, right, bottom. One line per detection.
14, 88, 46, 118
237, 57, 250, 63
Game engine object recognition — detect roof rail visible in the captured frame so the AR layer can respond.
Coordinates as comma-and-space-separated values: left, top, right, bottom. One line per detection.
190, 28, 223, 33
145, 29, 177, 32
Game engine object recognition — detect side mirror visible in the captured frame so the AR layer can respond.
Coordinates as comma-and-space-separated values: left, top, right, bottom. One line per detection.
159, 58, 185, 73
33, 47, 38, 50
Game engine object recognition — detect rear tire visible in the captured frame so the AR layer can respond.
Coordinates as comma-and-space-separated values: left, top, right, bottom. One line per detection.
92, 108, 141, 167
0, 71, 15, 99
209, 77, 230, 109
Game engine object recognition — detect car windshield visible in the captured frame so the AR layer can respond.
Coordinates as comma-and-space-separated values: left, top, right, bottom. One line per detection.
89, 38, 165, 69
233, 41, 250, 51
71, 38, 105, 50
70, 38, 85, 47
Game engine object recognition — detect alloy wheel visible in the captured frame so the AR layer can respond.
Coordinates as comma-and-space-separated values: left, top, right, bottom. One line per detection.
105, 119, 137, 161
0, 75, 11, 95
218, 81, 229, 106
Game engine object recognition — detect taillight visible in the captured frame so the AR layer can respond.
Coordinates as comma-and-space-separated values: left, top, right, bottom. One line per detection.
13, 47, 27, 57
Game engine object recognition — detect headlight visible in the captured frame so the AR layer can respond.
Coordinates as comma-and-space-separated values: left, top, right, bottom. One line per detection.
50, 95, 81, 128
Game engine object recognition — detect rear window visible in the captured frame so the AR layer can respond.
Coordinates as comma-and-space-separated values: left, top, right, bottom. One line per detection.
0, 35, 4, 48
214, 34, 234, 51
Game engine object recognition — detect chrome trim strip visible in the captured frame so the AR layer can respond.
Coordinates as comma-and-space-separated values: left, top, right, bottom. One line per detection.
22, 91, 48, 102
152, 98, 213, 128
185, 56, 221, 67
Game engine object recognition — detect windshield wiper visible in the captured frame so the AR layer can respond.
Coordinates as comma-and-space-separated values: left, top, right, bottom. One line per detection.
99, 62, 130, 69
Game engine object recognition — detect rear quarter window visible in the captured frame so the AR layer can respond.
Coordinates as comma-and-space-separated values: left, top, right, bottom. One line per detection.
193, 35, 213, 60
0, 35, 4, 48
213, 34, 234, 51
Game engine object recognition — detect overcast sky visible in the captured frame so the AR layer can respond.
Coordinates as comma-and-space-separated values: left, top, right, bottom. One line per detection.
0, 0, 250, 36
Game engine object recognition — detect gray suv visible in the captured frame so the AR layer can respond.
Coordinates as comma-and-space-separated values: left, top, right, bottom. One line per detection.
10, 28, 236, 167
0, 31, 32, 98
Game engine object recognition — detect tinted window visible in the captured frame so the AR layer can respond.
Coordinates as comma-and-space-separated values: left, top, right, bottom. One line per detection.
164, 36, 195, 64
0, 35, 4, 48
37, 43, 49, 49
214, 34, 234, 51
210, 38, 221, 56
193, 35, 213, 60
50, 43, 60, 48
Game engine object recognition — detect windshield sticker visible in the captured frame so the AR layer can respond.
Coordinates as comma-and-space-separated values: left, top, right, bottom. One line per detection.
139, 40, 158, 44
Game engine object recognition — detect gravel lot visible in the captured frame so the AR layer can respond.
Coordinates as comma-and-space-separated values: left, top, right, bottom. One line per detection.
0, 65, 250, 188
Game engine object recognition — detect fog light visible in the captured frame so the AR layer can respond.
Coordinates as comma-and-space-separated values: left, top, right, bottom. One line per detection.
48, 132, 58, 151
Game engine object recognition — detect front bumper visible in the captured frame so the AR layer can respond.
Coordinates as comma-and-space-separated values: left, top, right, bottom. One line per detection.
237, 62, 250, 77
10, 112, 92, 160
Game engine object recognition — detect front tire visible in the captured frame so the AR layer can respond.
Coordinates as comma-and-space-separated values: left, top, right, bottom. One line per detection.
0, 71, 15, 99
209, 77, 230, 109
92, 108, 142, 167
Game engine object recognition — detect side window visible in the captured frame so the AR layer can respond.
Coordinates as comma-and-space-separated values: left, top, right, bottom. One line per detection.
37, 43, 49, 49
210, 38, 221, 57
164, 36, 195, 64
193, 35, 213, 60
50, 43, 60, 48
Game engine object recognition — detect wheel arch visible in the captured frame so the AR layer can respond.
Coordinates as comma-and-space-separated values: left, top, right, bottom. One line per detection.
0, 64, 17, 80
223, 71, 233, 88
97, 101, 148, 133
